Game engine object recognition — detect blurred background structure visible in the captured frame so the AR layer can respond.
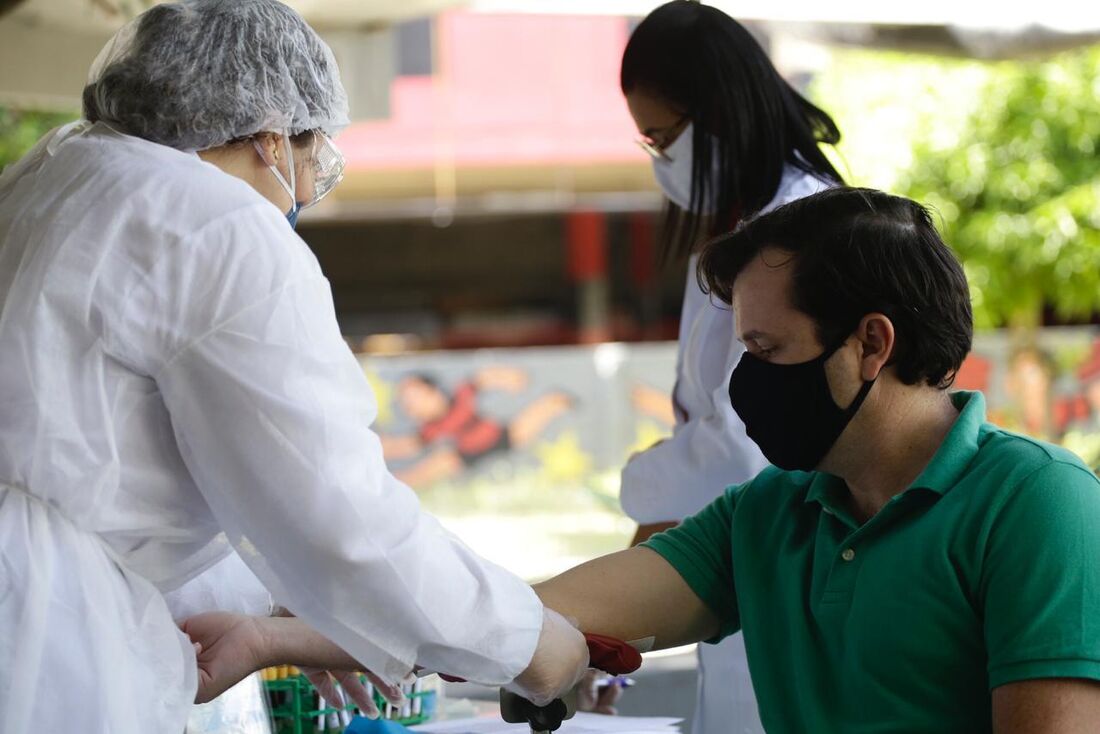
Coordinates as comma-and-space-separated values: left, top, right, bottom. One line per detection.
2, 5, 1099, 722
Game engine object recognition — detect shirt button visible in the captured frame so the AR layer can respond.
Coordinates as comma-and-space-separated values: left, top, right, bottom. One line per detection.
841, 548, 856, 562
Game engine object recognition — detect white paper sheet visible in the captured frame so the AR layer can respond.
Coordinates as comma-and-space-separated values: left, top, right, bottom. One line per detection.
411, 711, 682, 734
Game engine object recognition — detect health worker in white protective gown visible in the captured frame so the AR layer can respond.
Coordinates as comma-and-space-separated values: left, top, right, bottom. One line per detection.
616, 3, 843, 733
0, 1, 586, 731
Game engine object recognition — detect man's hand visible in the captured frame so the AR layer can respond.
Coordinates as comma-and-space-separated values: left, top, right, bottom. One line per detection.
576, 670, 625, 715
182, 612, 271, 703
507, 607, 589, 707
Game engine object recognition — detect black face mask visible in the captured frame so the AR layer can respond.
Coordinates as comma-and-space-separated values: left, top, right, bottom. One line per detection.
729, 335, 876, 471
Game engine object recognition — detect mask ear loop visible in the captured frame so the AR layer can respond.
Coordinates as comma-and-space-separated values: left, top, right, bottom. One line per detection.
254, 131, 297, 212
841, 374, 876, 418
826, 329, 878, 416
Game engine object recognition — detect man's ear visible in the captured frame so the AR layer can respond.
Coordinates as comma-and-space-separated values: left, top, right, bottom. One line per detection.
855, 313, 895, 381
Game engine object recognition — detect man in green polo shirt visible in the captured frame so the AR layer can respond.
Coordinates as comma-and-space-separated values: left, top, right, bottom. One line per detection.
537, 188, 1100, 732
173, 187, 1100, 731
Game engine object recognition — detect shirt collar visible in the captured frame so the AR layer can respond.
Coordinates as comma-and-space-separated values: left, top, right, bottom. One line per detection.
805, 390, 986, 506
908, 390, 984, 495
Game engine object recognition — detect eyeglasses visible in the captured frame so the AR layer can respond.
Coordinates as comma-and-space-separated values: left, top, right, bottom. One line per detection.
303, 131, 345, 209
634, 115, 690, 162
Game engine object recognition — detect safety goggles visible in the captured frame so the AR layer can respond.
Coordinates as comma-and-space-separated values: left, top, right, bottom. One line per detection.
302, 130, 345, 209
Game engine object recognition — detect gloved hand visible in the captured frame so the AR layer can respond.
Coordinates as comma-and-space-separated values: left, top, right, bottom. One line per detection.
505, 607, 589, 707
302, 667, 405, 720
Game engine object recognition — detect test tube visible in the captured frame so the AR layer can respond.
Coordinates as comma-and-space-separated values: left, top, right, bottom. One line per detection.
315, 683, 326, 731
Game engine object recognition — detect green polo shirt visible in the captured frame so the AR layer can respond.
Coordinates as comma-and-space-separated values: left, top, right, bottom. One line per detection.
644, 391, 1100, 733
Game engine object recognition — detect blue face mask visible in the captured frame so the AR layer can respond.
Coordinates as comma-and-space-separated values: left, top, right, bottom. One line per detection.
286, 203, 301, 229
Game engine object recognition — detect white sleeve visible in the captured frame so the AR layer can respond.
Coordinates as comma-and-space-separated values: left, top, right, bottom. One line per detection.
145, 214, 542, 686
618, 169, 831, 525
619, 336, 767, 525
162, 550, 275, 621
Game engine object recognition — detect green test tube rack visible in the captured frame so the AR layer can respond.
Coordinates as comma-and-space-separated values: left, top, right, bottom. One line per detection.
263, 669, 435, 734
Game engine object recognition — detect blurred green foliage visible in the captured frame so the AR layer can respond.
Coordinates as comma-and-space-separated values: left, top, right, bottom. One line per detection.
0, 107, 75, 171
814, 46, 1100, 330
813, 50, 992, 192
897, 47, 1100, 329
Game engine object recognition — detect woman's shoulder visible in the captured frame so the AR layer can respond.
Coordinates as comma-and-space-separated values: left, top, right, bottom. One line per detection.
82, 127, 310, 300
762, 161, 837, 215
75, 124, 270, 222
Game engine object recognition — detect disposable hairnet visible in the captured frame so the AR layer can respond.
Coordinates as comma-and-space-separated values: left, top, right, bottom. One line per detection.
82, 0, 349, 151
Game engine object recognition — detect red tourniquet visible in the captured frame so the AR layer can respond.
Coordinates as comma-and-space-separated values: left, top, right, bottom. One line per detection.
583, 633, 642, 674
437, 634, 641, 682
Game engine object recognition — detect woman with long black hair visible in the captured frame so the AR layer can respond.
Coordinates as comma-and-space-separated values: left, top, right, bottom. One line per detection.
617, 3, 845, 733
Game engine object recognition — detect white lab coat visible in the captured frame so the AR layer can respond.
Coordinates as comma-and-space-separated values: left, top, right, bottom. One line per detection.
620, 165, 833, 734
0, 122, 542, 734
162, 551, 275, 622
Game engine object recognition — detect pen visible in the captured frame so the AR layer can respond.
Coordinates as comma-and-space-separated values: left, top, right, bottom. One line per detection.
595, 676, 636, 689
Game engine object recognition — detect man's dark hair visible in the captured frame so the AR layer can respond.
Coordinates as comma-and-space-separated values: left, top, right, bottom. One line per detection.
698, 187, 973, 388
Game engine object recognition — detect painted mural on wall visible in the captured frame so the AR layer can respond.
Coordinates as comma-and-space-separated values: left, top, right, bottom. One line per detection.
955, 328, 1100, 471
362, 343, 677, 492
378, 367, 574, 487
360, 327, 1100, 494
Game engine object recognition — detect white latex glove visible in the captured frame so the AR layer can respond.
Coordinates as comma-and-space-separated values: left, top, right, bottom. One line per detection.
505, 607, 589, 707
302, 668, 405, 720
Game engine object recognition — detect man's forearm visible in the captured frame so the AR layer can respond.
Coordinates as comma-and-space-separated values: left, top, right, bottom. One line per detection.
992, 678, 1100, 733
256, 548, 720, 671
534, 546, 720, 650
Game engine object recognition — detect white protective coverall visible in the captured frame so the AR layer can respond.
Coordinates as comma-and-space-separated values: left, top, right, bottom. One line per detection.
0, 121, 543, 733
